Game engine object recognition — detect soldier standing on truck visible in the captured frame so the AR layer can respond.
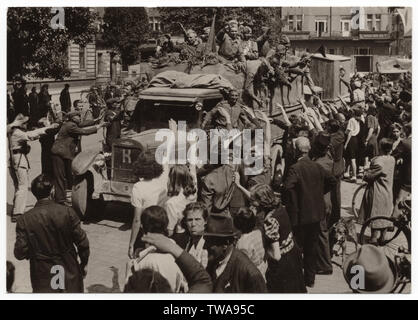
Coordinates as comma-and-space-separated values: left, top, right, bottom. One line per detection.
239, 26, 259, 61
175, 24, 205, 62
216, 20, 245, 62
201, 89, 261, 131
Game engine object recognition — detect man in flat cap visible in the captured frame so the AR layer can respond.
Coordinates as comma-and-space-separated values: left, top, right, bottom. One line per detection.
51, 111, 108, 204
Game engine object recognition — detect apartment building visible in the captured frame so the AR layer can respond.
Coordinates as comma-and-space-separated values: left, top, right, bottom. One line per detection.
281, 7, 394, 72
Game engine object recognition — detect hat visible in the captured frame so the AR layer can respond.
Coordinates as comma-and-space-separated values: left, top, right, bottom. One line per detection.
228, 20, 239, 28
9, 113, 29, 128
279, 34, 290, 46
204, 214, 239, 238
275, 44, 287, 54
343, 245, 397, 293
186, 29, 197, 37
313, 131, 331, 149
242, 26, 252, 34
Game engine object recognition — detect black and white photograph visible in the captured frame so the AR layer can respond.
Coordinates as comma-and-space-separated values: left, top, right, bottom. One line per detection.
4, 3, 413, 297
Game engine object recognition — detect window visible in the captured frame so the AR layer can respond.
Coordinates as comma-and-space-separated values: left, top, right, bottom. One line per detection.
375, 14, 381, 31
315, 20, 328, 37
367, 14, 373, 31
328, 48, 335, 54
355, 47, 371, 55
296, 15, 303, 31
288, 15, 294, 31
341, 19, 351, 37
79, 45, 86, 70
97, 52, 105, 75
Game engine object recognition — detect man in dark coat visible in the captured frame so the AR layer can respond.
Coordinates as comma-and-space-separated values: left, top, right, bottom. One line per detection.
204, 214, 267, 293
14, 83, 30, 116
38, 84, 51, 118
327, 119, 345, 227
59, 84, 72, 113
28, 87, 40, 128
50, 111, 107, 204
104, 98, 123, 152
14, 174, 89, 293
283, 137, 336, 287
310, 132, 335, 275
38, 118, 61, 179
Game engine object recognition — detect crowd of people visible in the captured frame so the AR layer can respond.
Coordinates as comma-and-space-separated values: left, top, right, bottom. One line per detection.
7, 20, 412, 294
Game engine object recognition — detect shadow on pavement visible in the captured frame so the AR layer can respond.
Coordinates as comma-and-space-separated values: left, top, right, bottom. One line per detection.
86, 266, 121, 293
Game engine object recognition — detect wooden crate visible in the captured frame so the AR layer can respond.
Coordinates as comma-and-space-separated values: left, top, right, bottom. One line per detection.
310, 53, 352, 101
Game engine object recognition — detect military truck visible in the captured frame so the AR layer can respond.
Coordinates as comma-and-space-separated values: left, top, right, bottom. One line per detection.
71, 86, 224, 218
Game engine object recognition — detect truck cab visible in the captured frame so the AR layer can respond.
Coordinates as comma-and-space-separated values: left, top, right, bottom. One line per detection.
72, 86, 224, 217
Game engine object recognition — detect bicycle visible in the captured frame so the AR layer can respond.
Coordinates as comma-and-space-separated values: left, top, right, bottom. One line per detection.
358, 199, 411, 293
351, 182, 367, 220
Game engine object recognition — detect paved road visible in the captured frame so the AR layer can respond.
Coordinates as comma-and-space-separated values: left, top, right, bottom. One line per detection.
6, 130, 407, 294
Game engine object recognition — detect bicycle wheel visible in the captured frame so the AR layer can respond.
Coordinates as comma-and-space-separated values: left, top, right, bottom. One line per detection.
359, 216, 410, 260
351, 183, 366, 220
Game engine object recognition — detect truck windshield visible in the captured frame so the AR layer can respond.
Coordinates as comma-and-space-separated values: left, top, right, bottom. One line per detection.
130, 100, 201, 132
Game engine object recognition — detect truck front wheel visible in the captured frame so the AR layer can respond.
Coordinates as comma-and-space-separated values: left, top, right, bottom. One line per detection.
72, 171, 103, 221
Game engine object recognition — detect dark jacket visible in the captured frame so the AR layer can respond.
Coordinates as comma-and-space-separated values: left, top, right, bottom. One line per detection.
14, 199, 89, 293
392, 136, 411, 192
28, 92, 39, 123
38, 91, 51, 118
104, 108, 122, 149
207, 248, 267, 293
51, 120, 97, 160
284, 156, 337, 226
330, 129, 345, 177
14, 88, 29, 116
176, 251, 212, 293
198, 164, 237, 215
59, 88, 72, 113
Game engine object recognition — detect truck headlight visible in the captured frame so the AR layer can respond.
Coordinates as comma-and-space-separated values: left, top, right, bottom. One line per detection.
195, 102, 203, 111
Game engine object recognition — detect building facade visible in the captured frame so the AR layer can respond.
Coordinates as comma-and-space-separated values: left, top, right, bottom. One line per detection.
281, 7, 398, 72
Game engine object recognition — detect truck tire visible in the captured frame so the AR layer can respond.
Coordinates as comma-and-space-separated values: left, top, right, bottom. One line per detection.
72, 171, 102, 221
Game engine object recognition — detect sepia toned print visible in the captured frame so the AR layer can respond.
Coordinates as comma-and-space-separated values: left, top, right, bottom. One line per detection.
6, 6, 411, 294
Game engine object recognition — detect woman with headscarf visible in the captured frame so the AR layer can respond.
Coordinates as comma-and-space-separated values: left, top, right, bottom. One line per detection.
232, 181, 306, 293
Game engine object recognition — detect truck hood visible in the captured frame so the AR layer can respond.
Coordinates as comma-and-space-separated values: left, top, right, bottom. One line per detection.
121, 128, 165, 152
